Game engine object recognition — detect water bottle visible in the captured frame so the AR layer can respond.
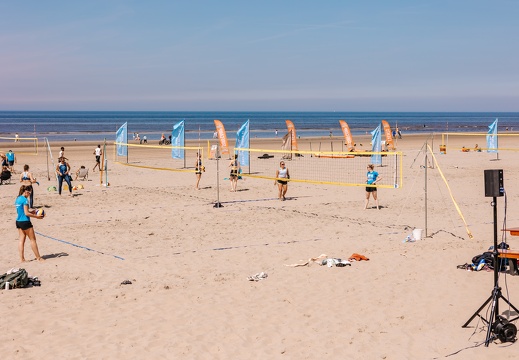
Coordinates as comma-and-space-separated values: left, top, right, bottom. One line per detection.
5, 281, 9, 290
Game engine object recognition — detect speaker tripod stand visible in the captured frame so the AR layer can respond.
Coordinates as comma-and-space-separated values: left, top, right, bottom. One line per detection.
462, 196, 519, 346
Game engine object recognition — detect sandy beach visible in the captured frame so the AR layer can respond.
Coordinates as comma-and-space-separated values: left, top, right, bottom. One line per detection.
1, 133, 519, 359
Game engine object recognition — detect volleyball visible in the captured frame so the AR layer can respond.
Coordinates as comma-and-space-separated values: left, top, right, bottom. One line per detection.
36, 209, 45, 218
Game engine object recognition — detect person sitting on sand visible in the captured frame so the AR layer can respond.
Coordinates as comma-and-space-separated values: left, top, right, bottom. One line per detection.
461, 146, 470, 152
75, 165, 89, 180
474, 144, 482, 152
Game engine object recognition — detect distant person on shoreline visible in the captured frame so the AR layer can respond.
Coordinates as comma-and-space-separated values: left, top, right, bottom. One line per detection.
275, 129, 278, 137
15, 133, 19, 142
397, 128, 402, 139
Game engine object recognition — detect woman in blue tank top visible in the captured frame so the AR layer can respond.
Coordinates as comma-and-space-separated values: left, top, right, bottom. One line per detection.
56, 157, 73, 196
15, 185, 44, 262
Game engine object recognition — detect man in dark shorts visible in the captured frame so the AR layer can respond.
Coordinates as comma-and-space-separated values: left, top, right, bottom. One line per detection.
93, 145, 102, 171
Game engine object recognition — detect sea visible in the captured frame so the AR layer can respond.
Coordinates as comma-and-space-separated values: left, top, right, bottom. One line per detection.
1, 111, 518, 142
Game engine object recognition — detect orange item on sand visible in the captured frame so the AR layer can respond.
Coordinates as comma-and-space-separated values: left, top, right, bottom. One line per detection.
348, 253, 369, 261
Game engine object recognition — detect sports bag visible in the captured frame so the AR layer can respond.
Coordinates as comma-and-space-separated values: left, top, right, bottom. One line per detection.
0, 268, 29, 289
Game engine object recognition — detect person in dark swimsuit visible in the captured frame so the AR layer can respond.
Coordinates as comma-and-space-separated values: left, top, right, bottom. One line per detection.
20, 164, 37, 207
195, 152, 203, 190
229, 154, 240, 192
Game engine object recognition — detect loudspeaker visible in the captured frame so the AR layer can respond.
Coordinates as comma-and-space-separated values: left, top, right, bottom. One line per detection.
484, 169, 504, 197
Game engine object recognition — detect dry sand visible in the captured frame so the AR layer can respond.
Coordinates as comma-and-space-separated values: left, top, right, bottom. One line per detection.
1, 134, 519, 359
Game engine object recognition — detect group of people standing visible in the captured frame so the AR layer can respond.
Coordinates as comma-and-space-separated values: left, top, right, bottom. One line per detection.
12, 144, 106, 263
196, 154, 382, 206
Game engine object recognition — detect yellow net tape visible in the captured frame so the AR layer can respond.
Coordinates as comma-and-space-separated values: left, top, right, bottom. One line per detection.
427, 144, 473, 239
236, 147, 403, 188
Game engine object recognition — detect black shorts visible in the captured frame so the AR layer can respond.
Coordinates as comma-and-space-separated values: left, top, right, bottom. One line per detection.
366, 186, 377, 192
277, 180, 288, 185
8, 161, 14, 166
95, 155, 101, 163
16, 221, 33, 230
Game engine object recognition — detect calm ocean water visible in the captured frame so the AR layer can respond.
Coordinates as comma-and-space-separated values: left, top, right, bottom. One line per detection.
1, 111, 518, 142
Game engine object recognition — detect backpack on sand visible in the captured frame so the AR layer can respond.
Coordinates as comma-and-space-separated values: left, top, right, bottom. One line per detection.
0, 269, 29, 289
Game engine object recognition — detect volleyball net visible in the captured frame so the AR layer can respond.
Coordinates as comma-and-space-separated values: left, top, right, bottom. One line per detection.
238, 148, 403, 188
113, 142, 204, 172
439, 132, 519, 153
0, 136, 39, 155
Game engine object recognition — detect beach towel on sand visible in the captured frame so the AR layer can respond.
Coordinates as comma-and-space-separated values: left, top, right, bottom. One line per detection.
348, 253, 369, 261
284, 254, 328, 267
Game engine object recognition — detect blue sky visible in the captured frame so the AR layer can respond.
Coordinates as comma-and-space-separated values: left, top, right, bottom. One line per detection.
1, 1, 518, 111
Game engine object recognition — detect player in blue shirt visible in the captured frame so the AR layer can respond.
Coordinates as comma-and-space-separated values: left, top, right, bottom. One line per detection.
365, 164, 382, 210
15, 185, 44, 262
6, 150, 15, 172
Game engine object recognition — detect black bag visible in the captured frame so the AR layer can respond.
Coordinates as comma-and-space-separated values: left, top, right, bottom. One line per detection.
472, 252, 495, 269
0, 269, 29, 289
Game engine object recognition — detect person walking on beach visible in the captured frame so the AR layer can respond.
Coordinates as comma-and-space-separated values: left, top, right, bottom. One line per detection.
229, 154, 240, 192
56, 157, 73, 196
15, 133, 19, 142
275, 161, 290, 201
397, 128, 402, 139
93, 145, 102, 171
195, 152, 204, 190
15, 185, 45, 262
365, 164, 382, 210
59, 146, 68, 160
20, 164, 38, 208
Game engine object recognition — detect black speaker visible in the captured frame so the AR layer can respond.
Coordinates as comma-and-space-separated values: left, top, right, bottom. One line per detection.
484, 169, 504, 197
